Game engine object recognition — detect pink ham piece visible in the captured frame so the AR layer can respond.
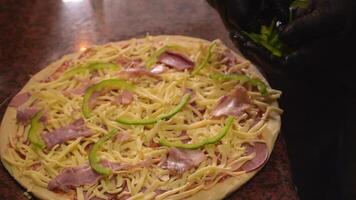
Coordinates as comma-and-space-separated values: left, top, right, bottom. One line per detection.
48, 165, 101, 192
118, 68, 161, 80
9, 92, 31, 107
42, 119, 92, 149
150, 64, 167, 74
238, 142, 269, 172
114, 131, 131, 143
164, 147, 206, 174
158, 51, 194, 70
211, 86, 251, 117
115, 90, 134, 106
16, 107, 43, 125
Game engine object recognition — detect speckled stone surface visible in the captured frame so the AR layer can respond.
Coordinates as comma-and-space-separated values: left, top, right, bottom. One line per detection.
0, 0, 298, 199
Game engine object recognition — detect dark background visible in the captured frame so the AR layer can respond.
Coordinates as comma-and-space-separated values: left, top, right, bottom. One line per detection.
0, 0, 299, 199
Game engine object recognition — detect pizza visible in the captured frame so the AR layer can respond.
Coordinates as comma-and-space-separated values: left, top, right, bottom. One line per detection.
0, 35, 282, 200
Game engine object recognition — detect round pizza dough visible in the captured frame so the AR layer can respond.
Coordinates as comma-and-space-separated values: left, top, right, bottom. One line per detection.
0, 35, 281, 200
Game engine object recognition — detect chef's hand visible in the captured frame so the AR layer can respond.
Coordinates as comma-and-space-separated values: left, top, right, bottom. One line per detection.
208, 0, 354, 73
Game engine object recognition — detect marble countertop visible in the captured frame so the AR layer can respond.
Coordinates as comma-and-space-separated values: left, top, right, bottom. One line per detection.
0, 0, 298, 199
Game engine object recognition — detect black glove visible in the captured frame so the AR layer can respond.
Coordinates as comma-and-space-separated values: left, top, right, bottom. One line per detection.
208, 0, 355, 74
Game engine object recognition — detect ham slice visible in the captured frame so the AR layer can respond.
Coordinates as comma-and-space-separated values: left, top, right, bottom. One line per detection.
115, 90, 134, 106
164, 147, 206, 174
117, 68, 161, 80
211, 86, 251, 117
16, 108, 41, 125
42, 119, 92, 149
150, 64, 167, 74
49, 159, 154, 192
114, 131, 131, 143
9, 92, 31, 107
235, 142, 269, 172
158, 51, 194, 70
48, 165, 101, 192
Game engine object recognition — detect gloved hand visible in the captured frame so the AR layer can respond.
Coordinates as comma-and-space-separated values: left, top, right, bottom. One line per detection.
208, 0, 355, 74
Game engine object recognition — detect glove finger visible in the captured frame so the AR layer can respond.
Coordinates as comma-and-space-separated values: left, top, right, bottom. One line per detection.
283, 35, 342, 71
279, 0, 334, 46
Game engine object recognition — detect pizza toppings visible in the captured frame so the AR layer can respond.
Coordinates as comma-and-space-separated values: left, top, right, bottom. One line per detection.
48, 164, 101, 192
164, 147, 206, 174
211, 86, 251, 117
101, 158, 155, 172
63, 62, 119, 80
28, 112, 46, 149
160, 116, 234, 149
82, 79, 135, 118
115, 90, 134, 105
42, 119, 92, 149
116, 56, 144, 68
114, 131, 131, 143
9, 92, 31, 108
89, 129, 118, 175
158, 51, 195, 71
116, 93, 191, 125
192, 42, 216, 75
239, 142, 269, 172
219, 49, 240, 67
16, 107, 40, 125
117, 68, 162, 80
150, 64, 167, 74
4, 37, 282, 200
210, 72, 268, 95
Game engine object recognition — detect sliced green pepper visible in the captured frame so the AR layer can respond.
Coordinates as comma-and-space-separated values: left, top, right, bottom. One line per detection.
209, 72, 268, 95
248, 78, 268, 95
159, 116, 234, 149
63, 62, 119, 79
116, 93, 191, 125
243, 19, 284, 57
191, 42, 216, 75
82, 79, 135, 118
28, 112, 45, 149
89, 129, 118, 175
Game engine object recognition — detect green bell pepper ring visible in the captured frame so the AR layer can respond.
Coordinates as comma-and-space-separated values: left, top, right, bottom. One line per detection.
209, 72, 268, 95
159, 116, 234, 149
82, 79, 135, 118
89, 129, 118, 175
192, 42, 216, 76
248, 78, 268, 95
28, 112, 45, 149
116, 93, 191, 125
63, 62, 119, 79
